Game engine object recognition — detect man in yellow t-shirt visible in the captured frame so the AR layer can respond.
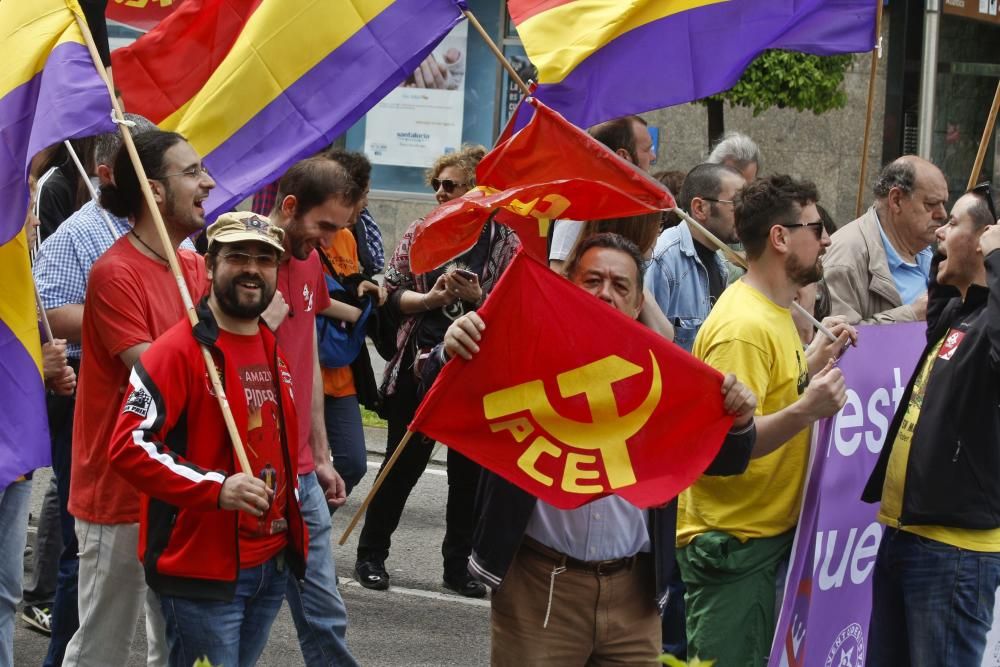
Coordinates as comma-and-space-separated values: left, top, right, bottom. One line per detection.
677, 176, 857, 667
864, 188, 1000, 666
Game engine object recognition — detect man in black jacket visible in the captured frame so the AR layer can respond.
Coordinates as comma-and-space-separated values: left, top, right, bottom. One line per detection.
431, 233, 758, 665
864, 184, 1000, 666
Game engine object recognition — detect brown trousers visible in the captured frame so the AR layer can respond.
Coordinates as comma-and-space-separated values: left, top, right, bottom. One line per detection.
490, 541, 661, 666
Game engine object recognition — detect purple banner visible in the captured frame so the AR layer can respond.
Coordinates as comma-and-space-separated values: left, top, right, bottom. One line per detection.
769, 323, 926, 667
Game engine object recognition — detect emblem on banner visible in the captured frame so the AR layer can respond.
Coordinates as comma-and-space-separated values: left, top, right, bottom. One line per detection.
824, 622, 864, 667
482, 351, 662, 493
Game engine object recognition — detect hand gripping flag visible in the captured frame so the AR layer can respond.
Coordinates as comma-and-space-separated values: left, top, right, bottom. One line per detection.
408, 99, 675, 273
0, 0, 113, 487
409, 251, 734, 510
0, 231, 50, 489
510, 0, 879, 129
111, 0, 467, 220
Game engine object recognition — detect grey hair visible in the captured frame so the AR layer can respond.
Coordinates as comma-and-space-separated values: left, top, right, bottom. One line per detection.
708, 132, 761, 171
93, 113, 157, 168
873, 159, 917, 199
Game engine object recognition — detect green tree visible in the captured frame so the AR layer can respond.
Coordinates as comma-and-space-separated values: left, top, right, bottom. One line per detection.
703, 50, 854, 145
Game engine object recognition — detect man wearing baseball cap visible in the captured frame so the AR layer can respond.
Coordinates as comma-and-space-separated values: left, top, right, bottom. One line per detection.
107, 212, 308, 667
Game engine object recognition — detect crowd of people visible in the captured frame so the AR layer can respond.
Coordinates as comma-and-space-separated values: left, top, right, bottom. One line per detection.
1, 108, 998, 667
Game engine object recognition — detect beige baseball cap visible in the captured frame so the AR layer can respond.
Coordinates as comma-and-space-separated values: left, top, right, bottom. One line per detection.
206, 212, 285, 254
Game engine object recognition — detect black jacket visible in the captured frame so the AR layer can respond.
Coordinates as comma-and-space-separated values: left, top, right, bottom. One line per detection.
862, 252, 1000, 529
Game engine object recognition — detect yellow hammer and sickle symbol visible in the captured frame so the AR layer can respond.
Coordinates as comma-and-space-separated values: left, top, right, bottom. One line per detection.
483, 352, 662, 489
506, 194, 571, 239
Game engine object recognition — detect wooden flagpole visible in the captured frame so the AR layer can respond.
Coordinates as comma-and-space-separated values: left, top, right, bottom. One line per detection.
855, 0, 886, 218
462, 9, 531, 97
340, 430, 418, 545
967, 80, 1000, 191
73, 12, 252, 475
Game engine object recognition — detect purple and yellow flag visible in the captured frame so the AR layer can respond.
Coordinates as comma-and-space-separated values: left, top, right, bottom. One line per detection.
113, 0, 467, 219
0, 231, 49, 488
509, 0, 878, 129
0, 0, 114, 247
0, 0, 113, 487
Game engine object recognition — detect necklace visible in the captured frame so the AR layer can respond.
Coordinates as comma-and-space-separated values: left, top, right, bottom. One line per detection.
130, 229, 169, 265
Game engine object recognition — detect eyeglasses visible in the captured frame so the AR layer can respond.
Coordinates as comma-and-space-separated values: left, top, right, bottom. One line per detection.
780, 221, 825, 240
431, 178, 468, 194
972, 182, 998, 223
219, 251, 279, 268
156, 164, 212, 180
701, 197, 735, 206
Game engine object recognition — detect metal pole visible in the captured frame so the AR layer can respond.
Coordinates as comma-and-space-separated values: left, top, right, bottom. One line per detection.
917, 0, 940, 159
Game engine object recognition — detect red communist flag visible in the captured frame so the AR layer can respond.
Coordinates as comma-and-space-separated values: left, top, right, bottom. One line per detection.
409, 251, 733, 510
408, 98, 675, 273
106, 0, 186, 31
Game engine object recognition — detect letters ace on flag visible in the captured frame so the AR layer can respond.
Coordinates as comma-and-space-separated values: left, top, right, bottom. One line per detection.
409, 251, 733, 510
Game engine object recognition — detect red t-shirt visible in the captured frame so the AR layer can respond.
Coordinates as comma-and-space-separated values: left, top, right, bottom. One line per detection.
221, 330, 288, 567
70, 237, 208, 524
274, 251, 331, 474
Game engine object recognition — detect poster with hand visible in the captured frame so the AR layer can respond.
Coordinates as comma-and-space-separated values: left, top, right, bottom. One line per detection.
364, 21, 469, 168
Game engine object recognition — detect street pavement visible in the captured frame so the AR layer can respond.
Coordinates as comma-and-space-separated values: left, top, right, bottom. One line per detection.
15, 424, 493, 666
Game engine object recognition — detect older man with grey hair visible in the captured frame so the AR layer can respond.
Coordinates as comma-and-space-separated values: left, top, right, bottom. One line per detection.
823, 156, 948, 324
707, 131, 761, 182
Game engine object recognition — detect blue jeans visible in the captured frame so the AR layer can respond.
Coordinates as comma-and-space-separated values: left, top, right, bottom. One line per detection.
0, 480, 32, 667
159, 557, 288, 667
324, 395, 367, 496
868, 527, 1000, 667
44, 390, 78, 667
286, 472, 358, 666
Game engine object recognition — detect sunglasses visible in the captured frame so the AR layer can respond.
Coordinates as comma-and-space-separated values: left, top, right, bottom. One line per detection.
971, 182, 998, 223
431, 178, 468, 194
220, 251, 279, 268
780, 221, 825, 240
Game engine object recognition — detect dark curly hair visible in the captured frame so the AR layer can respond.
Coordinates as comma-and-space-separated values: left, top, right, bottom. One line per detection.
736, 175, 819, 260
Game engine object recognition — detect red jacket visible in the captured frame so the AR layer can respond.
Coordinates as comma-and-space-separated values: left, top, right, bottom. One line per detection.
109, 302, 307, 600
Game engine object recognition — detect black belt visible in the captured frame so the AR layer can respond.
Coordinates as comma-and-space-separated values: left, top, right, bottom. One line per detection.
522, 536, 643, 576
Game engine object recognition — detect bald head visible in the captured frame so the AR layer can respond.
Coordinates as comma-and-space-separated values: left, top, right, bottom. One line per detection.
874, 155, 948, 251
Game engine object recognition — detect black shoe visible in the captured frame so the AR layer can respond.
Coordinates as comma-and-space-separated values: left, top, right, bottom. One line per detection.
354, 559, 390, 590
443, 574, 487, 598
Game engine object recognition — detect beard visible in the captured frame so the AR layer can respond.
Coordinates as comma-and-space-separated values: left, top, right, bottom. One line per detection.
214, 273, 275, 320
785, 252, 824, 286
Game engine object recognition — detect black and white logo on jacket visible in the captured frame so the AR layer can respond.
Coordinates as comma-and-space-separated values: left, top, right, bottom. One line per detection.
122, 387, 152, 418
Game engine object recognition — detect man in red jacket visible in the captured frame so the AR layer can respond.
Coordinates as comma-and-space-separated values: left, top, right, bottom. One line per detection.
109, 213, 307, 667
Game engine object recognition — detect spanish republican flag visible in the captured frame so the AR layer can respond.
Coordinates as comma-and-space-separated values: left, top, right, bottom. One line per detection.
408, 99, 675, 273
112, 0, 466, 219
409, 251, 733, 510
511, 0, 878, 129
0, 0, 115, 487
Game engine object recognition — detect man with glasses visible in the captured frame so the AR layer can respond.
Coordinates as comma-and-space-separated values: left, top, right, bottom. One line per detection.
107, 214, 308, 667
645, 163, 746, 352
863, 184, 1000, 666
824, 156, 949, 324
676, 176, 857, 667
65, 130, 214, 666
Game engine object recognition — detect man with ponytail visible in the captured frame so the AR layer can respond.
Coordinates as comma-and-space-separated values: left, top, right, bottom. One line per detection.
64, 130, 215, 667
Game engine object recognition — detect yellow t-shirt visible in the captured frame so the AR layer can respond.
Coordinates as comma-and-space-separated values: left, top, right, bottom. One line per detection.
877, 335, 1000, 552
320, 229, 358, 398
677, 280, 811, 547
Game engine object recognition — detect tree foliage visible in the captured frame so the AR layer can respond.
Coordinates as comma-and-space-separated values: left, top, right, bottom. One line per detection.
704, 50, 855, 117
